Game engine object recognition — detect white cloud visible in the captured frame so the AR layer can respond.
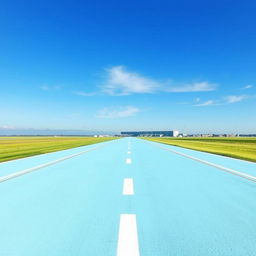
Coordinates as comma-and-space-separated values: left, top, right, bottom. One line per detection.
40, 85, 61, 91
0, 125, 16, 129
194, 100, 215, 106
97, 106, 140, 118
194, 94, 251, 107
101, 66, 216, 95
72, 91, 97, 96
224, 95, 248, 103
166, 81, 216, 93
243, 84, 253, 89
102, 66, 159, 95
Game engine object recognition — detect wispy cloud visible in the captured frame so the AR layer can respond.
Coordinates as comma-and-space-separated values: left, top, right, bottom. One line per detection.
101, 66, 216, 95
243, 84, 253, 89
194, 94, 251, 107
194, 100, 215, 106
72, 91, 97, 96
97, 106, 140, 118
224, 95, 248, 103
166, 82, 216, 93
0, 125, 16, 129
40, 85, 61, 91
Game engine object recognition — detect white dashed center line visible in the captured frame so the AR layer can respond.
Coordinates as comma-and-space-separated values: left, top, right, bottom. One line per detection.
126, 158, 132, 164
117, 214, 140, 256
123, 178, 134, 195
117, 140, 139, 255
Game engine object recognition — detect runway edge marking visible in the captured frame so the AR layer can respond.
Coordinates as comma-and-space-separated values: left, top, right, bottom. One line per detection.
146, 140, 256, 183
0, 145, 105, 183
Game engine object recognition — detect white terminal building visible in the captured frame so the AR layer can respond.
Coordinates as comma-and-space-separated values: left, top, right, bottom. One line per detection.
172, 130, 179, 137
121, 130, 180, 137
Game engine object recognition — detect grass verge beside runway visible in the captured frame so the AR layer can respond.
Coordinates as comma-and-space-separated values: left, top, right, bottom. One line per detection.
142, 137, 256, 162
0, 136, 118, 162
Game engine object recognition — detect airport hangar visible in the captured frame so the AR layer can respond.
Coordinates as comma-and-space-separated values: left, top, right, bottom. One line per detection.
121, 130, 179, 137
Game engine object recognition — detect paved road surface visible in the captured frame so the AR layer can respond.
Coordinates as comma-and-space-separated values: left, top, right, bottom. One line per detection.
0, 138, 256, 256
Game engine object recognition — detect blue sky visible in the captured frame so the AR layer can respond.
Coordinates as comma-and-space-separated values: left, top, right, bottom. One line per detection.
0, 0, 256, 134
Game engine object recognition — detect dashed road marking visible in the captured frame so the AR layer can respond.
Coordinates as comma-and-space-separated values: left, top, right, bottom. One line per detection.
117, 214, 140, 256
127, 151, 131, 154
126, 158, 132, 164
123, 178, 134, 195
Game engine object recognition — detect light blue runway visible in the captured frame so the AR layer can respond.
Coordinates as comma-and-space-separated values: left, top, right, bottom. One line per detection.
0, 138, 256, 255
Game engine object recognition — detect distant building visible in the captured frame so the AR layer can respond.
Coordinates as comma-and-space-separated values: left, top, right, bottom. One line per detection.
121, 130, 179, 137
172, 130, 179, 137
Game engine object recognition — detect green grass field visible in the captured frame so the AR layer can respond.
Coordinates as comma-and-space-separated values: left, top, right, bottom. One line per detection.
0, 136, 118, 163
142, 137, 256, 162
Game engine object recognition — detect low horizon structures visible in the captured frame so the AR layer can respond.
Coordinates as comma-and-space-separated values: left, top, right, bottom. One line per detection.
121, 130, 180, 137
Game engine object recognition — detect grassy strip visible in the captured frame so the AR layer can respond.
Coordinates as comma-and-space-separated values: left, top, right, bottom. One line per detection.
141, 137, 256, 163
0, 136, 118, 163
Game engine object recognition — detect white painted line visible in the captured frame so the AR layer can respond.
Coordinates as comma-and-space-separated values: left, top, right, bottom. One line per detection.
147, 141, 256, 183
123, 178, 134, 195
126, 158, 132, 164
117, 214, 140, 256
0, 145, 104, 183
127, 151, 131, 154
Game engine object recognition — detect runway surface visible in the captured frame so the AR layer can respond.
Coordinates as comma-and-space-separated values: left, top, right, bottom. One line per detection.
0, 137, 256, 256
